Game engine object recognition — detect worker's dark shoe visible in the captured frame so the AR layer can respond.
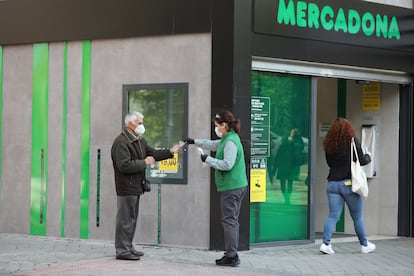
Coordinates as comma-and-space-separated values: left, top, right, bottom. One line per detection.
215, 253, 240, 267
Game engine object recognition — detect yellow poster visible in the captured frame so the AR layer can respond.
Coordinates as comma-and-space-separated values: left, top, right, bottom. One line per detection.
159, 153, 179, 173
250, 169, 266, 202
362, 82, 381, 111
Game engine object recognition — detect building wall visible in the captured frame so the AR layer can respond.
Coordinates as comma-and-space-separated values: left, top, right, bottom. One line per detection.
1, 45, 33, 235
0, 33, 212, 248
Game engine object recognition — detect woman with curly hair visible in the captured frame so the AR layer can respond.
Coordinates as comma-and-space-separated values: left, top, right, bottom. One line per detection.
320, 118, 375, 255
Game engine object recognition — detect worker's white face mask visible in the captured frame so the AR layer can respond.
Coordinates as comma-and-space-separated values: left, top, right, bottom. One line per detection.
135, 124, 145, 136
215, 127, 222, 138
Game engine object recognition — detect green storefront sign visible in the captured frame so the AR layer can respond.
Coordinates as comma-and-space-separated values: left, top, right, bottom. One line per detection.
277, 0, 400, 40
254, 0, 414, 53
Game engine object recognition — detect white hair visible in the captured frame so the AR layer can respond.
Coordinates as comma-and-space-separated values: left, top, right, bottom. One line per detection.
124, 111, 144, 127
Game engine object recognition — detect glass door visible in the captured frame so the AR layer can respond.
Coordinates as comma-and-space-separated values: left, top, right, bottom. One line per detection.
250, 70, 311, 243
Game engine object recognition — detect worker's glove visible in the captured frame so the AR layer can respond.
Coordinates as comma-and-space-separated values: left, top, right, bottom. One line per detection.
184, 137, 195, 144
200, 154, 208, 162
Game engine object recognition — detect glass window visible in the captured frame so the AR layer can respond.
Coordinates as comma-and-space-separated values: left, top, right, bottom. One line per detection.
123, 83, 188, 184
250, 71, 310, 243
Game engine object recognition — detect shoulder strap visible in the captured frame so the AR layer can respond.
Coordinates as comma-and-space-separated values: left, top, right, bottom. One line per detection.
351, 137, 360, 162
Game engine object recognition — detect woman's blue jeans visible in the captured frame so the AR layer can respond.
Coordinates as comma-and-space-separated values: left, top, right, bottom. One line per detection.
322, 180, 368, 246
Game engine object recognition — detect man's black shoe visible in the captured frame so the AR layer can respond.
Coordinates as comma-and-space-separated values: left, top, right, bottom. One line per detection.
215, 255, 226, 264
215, 254, 240, 267
131, 249, 144, 257
115, 253, 140, 260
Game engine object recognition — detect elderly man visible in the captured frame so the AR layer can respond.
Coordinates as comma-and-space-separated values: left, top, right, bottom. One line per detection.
111, 111, 181, 260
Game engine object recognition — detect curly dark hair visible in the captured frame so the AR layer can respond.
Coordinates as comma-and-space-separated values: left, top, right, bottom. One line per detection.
214, 110, 241, 134
323, 118, 355, 154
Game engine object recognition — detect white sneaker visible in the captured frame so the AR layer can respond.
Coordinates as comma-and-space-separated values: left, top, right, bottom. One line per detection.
320, 243, 335, 255
361, 241, 376, 253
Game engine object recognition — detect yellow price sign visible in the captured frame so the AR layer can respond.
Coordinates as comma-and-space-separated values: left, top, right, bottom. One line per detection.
159, 153, 179, 173
250, 169, 266, 202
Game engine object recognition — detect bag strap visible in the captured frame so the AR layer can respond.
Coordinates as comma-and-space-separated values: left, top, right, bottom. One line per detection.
351, 137, 360, 163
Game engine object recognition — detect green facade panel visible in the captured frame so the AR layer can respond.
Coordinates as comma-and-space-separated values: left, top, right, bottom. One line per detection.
30, 43, 49, 236
80, 41, 91, 239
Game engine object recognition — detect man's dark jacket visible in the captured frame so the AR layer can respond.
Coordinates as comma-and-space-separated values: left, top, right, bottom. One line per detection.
111, 129, 173, 196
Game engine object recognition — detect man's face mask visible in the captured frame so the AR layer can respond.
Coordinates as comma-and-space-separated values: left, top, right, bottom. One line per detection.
134, 124, 145, 135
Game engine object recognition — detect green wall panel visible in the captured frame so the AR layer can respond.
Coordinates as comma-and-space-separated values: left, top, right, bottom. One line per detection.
30, 43, 49, 236
80, 41, 91, 239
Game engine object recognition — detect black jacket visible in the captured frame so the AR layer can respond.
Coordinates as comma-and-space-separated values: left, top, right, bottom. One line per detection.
326, 137, 371, 181
111, 129, 173, 196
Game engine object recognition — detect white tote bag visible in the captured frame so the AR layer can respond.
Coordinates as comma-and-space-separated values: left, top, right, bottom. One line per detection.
351, 138, 369, 198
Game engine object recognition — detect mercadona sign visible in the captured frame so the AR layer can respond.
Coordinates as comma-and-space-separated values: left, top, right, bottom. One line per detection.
276, 0, 400, 40
254, 0, 414, 52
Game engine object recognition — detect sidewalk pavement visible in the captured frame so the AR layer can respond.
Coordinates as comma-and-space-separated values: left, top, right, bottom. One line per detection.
1, 233, 414, 276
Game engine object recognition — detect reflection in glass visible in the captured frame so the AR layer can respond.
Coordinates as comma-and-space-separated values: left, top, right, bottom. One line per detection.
250, 71, 310, 243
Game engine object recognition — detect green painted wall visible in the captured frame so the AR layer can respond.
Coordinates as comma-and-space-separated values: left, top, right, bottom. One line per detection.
80, 41, 91, 239
29, 41, 92, 238
30, 43, 49, 236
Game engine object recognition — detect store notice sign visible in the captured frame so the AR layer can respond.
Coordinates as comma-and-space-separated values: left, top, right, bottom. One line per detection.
159, 153, 179, 173
251, 97, 271, 157
250, 158, 267, 202
362, 82, 380, 111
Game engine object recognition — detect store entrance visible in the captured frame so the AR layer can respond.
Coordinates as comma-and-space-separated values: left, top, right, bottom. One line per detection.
314, 77, 401, 238
250, 61, 410, 245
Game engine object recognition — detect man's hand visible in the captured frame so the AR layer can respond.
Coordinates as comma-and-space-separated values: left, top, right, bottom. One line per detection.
144, 156, 155, 166
170, 144, 183, 154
